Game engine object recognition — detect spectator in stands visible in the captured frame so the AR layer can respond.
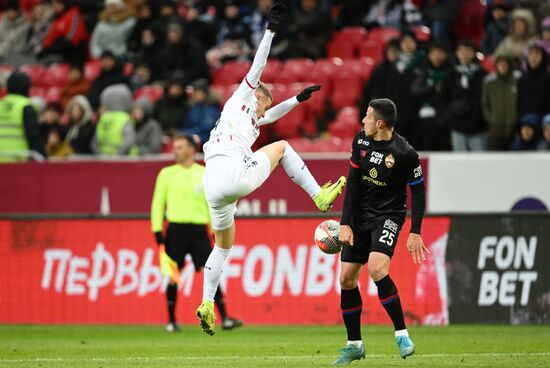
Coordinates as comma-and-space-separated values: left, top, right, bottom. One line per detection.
45, 123, 73, 157
40, 0, 89, 65
127, 1, 154, 53
39, 102, 63, 143
92, 84, 137, 155
153, 73, 188, 135
152, 0, 183, 38
386, 30, 424, 146
21, 3, 54, 64
336, 0, 369, 28
129, 62, 152, 91
0, 72, 45, 162
64, 94, 95, 154
182, 79, 221, 145
541, 17, 550, 59
0, 1, 30, 65
90, 0, 136, 60
494, 8, 537, 63
183, 3, 217, 51
421, 0, 462, 51
511, 113, 541, 150
276, 0, 331, 60
59, 64, 91, 109
440, 38, 487, 151
363, 0, 422, 29
517, 42, 550, 120
88, 50, 129, 111
538, 114, 550, 150
249, 0, 272, 50
77, 0, 103, 32
133, 27, 163, 81
482, 54, 518, 150
131, 96, 162, 154
207, 1, 252, 67
360, 39, 400, 118
481, 4, 511, 55
158, 22, 208, 81
411, 41, 452, 151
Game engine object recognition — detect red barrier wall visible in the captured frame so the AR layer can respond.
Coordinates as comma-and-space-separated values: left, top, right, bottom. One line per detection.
0, 217, 449, 325
0, 158, 428, 214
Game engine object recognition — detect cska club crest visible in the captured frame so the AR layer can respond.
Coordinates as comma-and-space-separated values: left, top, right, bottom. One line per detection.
384, 154, 395, 168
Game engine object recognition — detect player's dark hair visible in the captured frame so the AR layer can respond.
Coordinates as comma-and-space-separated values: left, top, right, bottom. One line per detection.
368, 98, 397, 128
173, 133, 196, 149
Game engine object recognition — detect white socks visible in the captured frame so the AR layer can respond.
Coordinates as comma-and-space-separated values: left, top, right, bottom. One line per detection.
347, 340, 364, 348
202, 245, 231, 302
281, 143, 320, 198
395, 329, 409, 337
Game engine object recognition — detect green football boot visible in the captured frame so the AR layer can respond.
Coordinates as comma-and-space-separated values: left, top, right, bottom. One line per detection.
313, 176, 347, 212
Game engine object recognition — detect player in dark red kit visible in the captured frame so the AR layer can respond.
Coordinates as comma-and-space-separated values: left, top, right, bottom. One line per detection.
332, 98, 430, 365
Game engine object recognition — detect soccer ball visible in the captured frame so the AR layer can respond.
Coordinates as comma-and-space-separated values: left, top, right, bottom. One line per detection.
314, 219, 342, 254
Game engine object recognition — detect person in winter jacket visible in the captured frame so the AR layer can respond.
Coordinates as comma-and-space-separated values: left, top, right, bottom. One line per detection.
131, 96, 162, 154
494, 8, 537, 64
538, 114, 550, 150
87, 50, 130, 111
0, 1, 30, 63
517, 42, 550, 119
90, 0, 136, 59
511, 113, 541, 150
481, 4, 511, 55
153, 73, 188, 135
59, 64, 91, 109
64, 94, 95, 154
182, 79, 221, 145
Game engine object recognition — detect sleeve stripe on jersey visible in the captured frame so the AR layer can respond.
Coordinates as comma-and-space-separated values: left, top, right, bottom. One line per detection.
408, 177, 424, 186
350, 160, 359, 169
245, 77, 259, 89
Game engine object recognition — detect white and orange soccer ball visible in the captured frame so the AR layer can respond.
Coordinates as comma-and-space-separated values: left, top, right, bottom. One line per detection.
314, 219, 342, 254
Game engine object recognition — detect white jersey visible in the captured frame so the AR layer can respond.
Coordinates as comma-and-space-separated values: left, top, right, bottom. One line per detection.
203, 30, 299, 161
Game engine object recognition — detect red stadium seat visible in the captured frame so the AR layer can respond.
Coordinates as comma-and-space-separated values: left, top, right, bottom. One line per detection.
287, 137, 314, 153
134, 85, 164, 103
327, 38, 357, 59
19, 64, 46, 86
29, 86, 46, 99
480, 54, 495, 73
282, 58, 315, 82
261, 59, 283, 83
85, 60, 101, 81
358, 41, 385, 63
367, 27, 400, 43
330, 72, 363, 110
268, 83, 288, 103
212, 60, 251, 86
337, 27, 368, 46
329, 107, 361, 139
342, 58, 375, 83
41, 63, 70, 88
413, 26, 431, 43
275, 103, 307, 139
46, 87, 61, 103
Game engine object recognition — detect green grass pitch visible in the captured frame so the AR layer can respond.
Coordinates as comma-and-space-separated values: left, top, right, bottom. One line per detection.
1, 325, 549, 367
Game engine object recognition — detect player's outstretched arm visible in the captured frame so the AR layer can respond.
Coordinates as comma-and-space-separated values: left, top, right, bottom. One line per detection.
242, 2, 287, 90
259, 85, 321, 126
406, 178, 431, 264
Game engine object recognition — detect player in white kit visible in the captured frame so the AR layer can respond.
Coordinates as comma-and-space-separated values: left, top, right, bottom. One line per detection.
196, 1, 347, 335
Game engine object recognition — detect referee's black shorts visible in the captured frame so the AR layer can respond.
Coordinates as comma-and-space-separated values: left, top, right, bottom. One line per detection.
165, 223, 212, 270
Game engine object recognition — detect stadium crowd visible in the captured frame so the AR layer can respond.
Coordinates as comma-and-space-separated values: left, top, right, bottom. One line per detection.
0, 0, 550, 160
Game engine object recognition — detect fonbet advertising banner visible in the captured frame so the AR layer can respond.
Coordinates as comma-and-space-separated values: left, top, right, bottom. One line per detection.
446, 216, 550, 323
0, 218, 450, 325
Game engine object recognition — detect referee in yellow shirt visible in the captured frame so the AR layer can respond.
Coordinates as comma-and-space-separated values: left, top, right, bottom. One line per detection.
151, 134, 242, 332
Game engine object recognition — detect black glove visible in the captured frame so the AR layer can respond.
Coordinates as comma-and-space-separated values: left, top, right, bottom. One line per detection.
267, 1, 287, 33
296, 85, 321, 102
154, 232, 165, 246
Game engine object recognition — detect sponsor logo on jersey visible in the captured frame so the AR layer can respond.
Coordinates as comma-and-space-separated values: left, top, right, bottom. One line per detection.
362, 175, 387, 186
383, 219, 398, 233
385, 154, 395, 168
370, 151, 383, 164
413, 165, 422, 178
357, 138, 369, 146
369, 167, 378, 178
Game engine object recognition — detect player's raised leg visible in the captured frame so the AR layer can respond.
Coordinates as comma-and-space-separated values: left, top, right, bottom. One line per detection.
260, 140, 346, 212
369, 251, 415, 359
332, 262, 366, 365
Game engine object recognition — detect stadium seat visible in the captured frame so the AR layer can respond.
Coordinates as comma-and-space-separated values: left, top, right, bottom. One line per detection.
281, 58, 315, 82
329, 107, 361, 139
46, 87, 61, 103
84, 60, 101, 81
327, 38, 357, 59
268, 83, 288, 103
275, 103, 307, 139
19, 64, 46, 86
330, 72, 363, 110
413, 26, 432, 43
366, 27, 400, 43
29, 86, 46, 99
41, 63, 70, 88
124, 63, 134, 76
312, 58, 344, 81
287, 137, 314, 153
358, 41, 385, 63
212, 60, 251, 86
134, 85, 164, 102
342, 58, 375, 83
261, 59, 283, 83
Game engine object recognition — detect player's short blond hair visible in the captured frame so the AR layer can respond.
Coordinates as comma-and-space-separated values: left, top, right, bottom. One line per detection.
256, 82, 272, 100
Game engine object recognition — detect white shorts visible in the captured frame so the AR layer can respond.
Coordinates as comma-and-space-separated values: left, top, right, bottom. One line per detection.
203, 150, 271, 230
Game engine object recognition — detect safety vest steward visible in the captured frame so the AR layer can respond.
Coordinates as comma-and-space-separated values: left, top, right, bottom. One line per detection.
96, 111, 138, 155
0, 94, 31, 162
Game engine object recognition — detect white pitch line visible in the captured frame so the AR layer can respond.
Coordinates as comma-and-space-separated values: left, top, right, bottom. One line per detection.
1, 352, 549, 363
